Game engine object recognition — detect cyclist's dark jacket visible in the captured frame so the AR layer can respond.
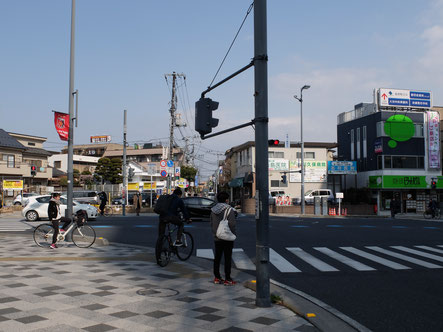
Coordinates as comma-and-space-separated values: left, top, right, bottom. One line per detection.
163, 194, 190, 220
48, 199, 60, 220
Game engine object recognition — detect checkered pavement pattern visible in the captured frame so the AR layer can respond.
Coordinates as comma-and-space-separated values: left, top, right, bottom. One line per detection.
0, 235, 317, 332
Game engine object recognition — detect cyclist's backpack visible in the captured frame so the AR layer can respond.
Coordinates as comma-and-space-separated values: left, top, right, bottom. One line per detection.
154, 194, 174, 215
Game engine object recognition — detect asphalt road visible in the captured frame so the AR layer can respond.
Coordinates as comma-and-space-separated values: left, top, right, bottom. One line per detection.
77, 215, 443, 331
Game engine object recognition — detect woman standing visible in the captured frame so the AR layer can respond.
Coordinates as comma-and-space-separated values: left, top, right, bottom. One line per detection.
134, 192, 143, 216
210, 191, 236, 286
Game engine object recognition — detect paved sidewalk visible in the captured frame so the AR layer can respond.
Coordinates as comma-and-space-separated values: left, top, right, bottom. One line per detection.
0, 233, 317, 332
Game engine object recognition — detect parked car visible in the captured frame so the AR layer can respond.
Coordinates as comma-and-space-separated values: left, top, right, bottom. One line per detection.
13, 193, 39, 206
182, 197, 216, 219
293, 189, 335, 205
62, 191, 99, 205
111, 192, 157, 206
22, 195, 99, 221
182, 197, 238, 219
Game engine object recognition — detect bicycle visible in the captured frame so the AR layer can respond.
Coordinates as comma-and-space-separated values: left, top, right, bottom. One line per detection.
33, 217, 96, 248
99, 205, 115, 217
155, 222, 194, 267
423, 208, 441, 219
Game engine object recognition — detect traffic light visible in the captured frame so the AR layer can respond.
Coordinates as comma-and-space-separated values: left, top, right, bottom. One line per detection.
128, 168, 135, 181
268, 139, 280, 146
281, 174, 287, 184
431, 180, 437, 189
30, 165, 37, 177
195, 97, 219, 136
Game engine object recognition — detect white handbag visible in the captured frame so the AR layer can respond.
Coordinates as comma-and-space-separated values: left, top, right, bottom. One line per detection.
216, 208, 236, 241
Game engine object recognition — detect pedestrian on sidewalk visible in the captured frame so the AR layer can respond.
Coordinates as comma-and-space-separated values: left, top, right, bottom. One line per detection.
48, 193, 71, 249
98, 191, 107, 216
134, 192, 142, 216
210, 191, 237, 286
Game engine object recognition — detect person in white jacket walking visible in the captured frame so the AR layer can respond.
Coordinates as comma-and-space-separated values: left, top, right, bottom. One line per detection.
210, 191, 236, 286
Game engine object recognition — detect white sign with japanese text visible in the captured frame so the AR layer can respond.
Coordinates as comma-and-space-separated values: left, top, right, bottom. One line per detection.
289, 160, 327, 183
268, 158, 289, 171
428, 111, 440, 168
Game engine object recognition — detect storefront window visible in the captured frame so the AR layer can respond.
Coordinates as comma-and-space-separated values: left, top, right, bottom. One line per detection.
384, 156, 392, 168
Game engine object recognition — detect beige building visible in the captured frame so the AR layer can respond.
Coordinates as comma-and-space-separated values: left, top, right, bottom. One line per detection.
0, 130, 53, 202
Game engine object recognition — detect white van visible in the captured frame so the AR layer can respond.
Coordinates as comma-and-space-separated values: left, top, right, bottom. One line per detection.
304, 189, 334, 204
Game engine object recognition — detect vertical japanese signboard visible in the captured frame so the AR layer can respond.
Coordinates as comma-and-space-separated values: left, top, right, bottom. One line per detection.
428, 111, 440, 169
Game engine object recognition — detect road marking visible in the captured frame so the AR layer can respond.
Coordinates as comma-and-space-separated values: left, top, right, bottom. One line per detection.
196, 249, 214, 260
286, 247, 338, 272
340, 247, 410, 270
232, 248, 255, 270
291, 225, 309, 228
360, 225, 376, 228
326, 225, 344, 228
134, 225, 153, 228
423, 227, 439, 230
314, 247, 375, 271
391, 246, 443, 263
392, 226, 408, 229
93, 225, 113, 228
366, 246, 442, 269
269, 249, 301, 273
415, 246, 443, 255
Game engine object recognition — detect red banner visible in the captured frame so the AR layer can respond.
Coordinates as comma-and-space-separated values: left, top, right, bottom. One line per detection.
54, 112, 69, 141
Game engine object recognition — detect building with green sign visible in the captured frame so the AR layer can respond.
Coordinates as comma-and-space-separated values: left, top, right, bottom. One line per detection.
337, 89, 441, 215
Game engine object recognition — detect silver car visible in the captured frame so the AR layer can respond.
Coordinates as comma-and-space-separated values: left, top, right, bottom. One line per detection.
22, 195, 98, 221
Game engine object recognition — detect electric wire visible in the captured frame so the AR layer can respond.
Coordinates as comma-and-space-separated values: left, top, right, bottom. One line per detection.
208, 2, 254, 88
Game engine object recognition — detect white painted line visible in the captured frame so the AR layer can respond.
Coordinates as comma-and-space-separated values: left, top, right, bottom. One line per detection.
269, 249, 301, 273
340, 247, 410, 270
366, 246, 442, 269
232, 248, 256, 270
314, 247, 375, 271
415, 245, 443, 255
287, 247, 338, 272
196, 249, 214, 260
438, 245, 443, 249
391, 246, 443, 263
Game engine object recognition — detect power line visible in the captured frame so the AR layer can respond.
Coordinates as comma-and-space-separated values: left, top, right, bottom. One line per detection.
208, 2, 254, 88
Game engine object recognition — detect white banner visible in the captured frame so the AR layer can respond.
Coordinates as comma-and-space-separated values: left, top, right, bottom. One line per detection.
289, 160, 327, 183
428, 111, 440, 168
268, 158, 289, 171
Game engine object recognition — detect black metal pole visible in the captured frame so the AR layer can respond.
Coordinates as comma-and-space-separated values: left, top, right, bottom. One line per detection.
254, 0, 270, 307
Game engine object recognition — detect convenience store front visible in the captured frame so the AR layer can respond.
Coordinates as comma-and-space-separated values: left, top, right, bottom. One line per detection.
369, 175, 441, 214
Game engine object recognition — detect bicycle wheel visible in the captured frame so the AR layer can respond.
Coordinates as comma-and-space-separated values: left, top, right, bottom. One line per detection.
176, 231, 194, 261
72, 225, 96, 248
423, 211, 432, 219
34, 224, 55, 247
436, 209, 441, 219
156, 236, 171, 267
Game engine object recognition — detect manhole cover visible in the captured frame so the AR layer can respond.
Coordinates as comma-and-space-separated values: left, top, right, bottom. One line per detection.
137, 287, 179, 298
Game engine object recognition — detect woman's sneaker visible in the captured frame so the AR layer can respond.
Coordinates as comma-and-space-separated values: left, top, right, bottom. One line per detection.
224, 279, 236, 286
49, 244, 58, 249
213, 277, 224, 284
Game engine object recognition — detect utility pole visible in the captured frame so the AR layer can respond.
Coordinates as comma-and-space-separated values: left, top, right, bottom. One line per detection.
122, 110, 127, 216
165, 72, 185, 193
254, 0, 271, 307
66, 0, 76, 219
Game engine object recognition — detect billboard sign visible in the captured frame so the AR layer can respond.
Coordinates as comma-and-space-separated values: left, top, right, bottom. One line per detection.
268, 158, 289, 171
327, 161, 357, 174
378, 88, 432, 109
289, 160, 327, 183
90, 135, 111, 143
2, 180, 23, 190
428, 111, 440, 169
369, 175, 442, 189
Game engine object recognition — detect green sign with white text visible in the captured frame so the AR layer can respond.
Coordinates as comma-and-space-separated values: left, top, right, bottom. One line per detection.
369, 175, 443, 189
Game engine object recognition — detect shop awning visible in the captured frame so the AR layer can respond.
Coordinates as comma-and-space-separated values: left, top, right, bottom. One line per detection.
228, 177, 244, 188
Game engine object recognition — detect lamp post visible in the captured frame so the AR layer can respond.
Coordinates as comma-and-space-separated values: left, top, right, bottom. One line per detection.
294, 85, 310, 215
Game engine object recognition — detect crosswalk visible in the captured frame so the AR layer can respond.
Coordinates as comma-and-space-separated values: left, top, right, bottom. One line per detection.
0, 219, 33, 232
196, 244, 443, 274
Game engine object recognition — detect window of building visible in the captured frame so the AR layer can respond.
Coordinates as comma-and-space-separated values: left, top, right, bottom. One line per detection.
377, 155, 383, 169
296, 152, 315, 159
54, 161, 61, 168
2, 154, 15, 168
415, 124, 424, 137
392, 156, 420, 169
270, 151, 284, 158
27, 142, 35, 146
356, 127, 361, 159
363, 126, 367, 158
384, 156, 392, 168
270, 180, 280, 187
350, 129, 354, 160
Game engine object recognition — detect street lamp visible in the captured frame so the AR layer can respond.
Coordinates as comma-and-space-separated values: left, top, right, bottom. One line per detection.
294, 85, 311, 215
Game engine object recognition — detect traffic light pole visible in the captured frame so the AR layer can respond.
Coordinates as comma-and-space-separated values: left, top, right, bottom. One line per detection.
254, 0, 270, 308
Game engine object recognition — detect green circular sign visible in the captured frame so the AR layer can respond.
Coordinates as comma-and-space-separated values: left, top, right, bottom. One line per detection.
384, 115, 415, 148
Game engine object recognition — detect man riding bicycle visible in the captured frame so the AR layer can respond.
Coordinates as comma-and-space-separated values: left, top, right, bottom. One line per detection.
158, 188, 191, 246
428, 199, 438, 218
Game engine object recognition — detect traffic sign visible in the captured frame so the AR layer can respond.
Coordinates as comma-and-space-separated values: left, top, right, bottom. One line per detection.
160, 170, 167, 177
160, 160, 167, 168
378, 88, 432, 109
167, 160, 174, 167
175, 167, 181, 177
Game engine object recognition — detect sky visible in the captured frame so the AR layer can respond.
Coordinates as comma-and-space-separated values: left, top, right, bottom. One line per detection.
2, 0, 443, 179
